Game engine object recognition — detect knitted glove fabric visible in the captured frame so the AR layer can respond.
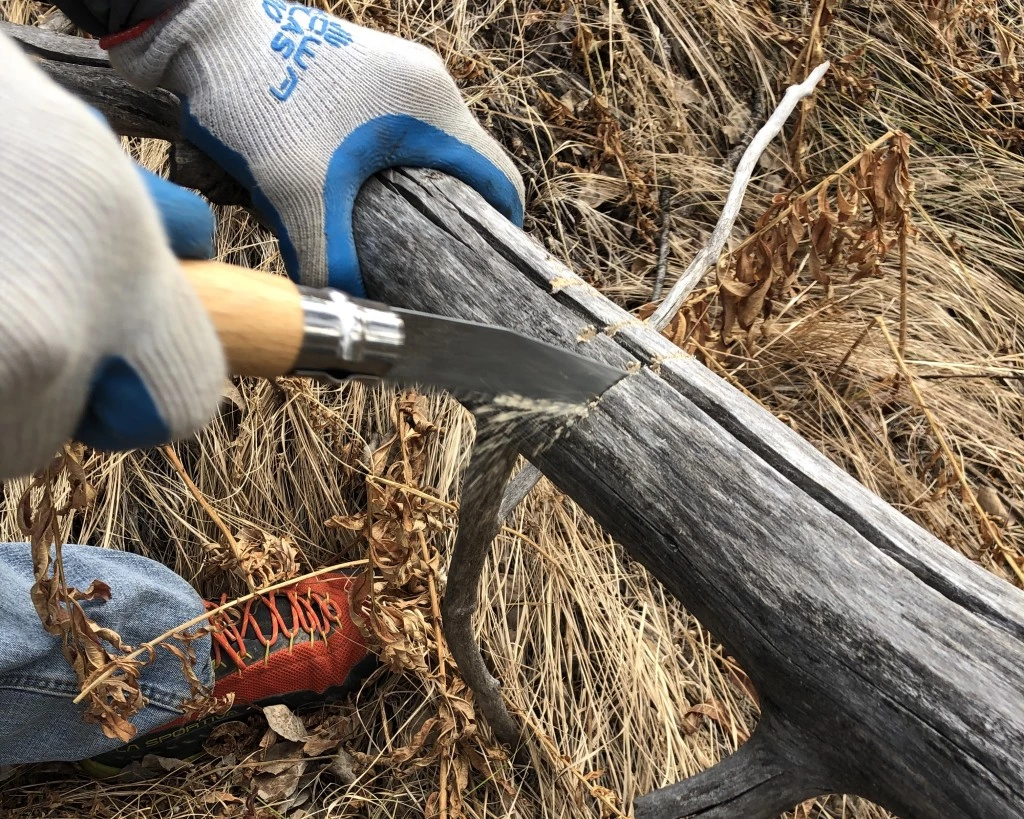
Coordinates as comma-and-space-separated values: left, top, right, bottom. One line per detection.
108, 0, 525, 295
0, 33, 225, 480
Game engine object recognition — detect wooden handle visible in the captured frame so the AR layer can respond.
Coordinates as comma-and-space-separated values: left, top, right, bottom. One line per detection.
181, 259, 304, 378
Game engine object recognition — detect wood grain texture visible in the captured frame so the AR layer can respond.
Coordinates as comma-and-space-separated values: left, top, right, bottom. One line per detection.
12, 25, 1024, 818
440, 429, 524, 751
632, 720, 821, 818
353, 170, 1024, 817
181, 260, 304, 378
1, 22, 181, 141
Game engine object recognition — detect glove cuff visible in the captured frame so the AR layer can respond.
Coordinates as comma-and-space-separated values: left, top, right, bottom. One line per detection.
99, 17, 161, 49
106, 0, 258, 92
58, 0, 182, 38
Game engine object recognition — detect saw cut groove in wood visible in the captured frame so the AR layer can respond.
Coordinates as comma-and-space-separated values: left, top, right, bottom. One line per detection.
8, 23, 1024, 819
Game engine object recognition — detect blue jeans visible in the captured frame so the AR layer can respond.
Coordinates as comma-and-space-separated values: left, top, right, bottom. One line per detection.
0, 543, 213, 764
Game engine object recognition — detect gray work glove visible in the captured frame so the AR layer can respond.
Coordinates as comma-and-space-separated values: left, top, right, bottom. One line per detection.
106, 0, 524, 295
0, 33, 226, 481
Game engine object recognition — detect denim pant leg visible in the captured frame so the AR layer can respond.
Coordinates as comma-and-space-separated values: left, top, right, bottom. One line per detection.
0, 543, 213, 764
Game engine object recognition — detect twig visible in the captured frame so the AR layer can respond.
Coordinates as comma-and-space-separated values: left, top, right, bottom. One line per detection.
899, 222, 910, 356
396, 404, 449, 816
651, 185, 673, 301
646, 61, 831, 331
917, 372, 1024, 380
162, 445, 254, 592
726, 92, 767, 171
876, 318, 1024, 586
73, 558, 368, 704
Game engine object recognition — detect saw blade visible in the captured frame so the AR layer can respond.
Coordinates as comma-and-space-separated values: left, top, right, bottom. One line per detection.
382, 308, 626, 404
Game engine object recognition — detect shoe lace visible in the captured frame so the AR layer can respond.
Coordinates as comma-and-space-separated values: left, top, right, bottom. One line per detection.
205, 585, 347, 672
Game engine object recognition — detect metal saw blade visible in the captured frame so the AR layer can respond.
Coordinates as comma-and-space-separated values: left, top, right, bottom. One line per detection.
381, 308, 626, 404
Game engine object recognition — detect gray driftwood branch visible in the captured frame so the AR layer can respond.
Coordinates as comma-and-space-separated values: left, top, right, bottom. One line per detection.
647, 61, 830, 331
441, 425, 523, 750
10, 23, 1024, 819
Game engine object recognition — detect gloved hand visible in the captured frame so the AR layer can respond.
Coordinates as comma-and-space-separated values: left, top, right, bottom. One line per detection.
106, 0, 525, 295
0, 33, 225, 481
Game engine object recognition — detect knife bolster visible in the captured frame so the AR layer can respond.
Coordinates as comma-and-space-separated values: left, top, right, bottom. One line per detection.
295, 287, 405, 378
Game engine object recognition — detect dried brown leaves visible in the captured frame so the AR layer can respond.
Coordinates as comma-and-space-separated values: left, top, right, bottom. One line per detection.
670, 131, 916, 354
331, 392, 519, 816
919, 0, 1022, 103
179, 705, 365, 813
18, 444, 145, 741
207, 526, 303, 589
20, 444, 227, 740
333, 395, 441, 674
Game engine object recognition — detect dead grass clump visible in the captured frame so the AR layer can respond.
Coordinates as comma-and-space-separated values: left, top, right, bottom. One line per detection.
2, 1, 1024, 818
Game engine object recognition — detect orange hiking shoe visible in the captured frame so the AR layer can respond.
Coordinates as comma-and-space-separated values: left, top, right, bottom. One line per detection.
82, 573, 376, 778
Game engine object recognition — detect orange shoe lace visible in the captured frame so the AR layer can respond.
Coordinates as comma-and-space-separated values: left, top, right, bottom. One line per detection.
204, 585, 348, 673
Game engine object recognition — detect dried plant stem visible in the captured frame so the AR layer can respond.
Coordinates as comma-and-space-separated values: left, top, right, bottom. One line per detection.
366, 468, 548, 540
417, 532, 448, 673
515, 705, 628, 819
876, 319, 1024, 585
647, 61, 831, 331
787, 0, 831, 180
396, 429, 448, 683
397, 419, 450, 817
162, 445, 254, 592
899, 229, 909, 355
366, 474, 457, 510
729, 129, 897, 261
438, 755, 450, 819
918, 372, 1024, 381
73, 558, 367, 705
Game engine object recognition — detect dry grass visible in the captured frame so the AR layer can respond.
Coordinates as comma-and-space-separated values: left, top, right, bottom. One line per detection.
2, 0, 1024, 817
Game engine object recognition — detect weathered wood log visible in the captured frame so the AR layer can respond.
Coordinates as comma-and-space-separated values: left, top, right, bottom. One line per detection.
358, 169, 1024, 819
9, 24, 1024, 818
